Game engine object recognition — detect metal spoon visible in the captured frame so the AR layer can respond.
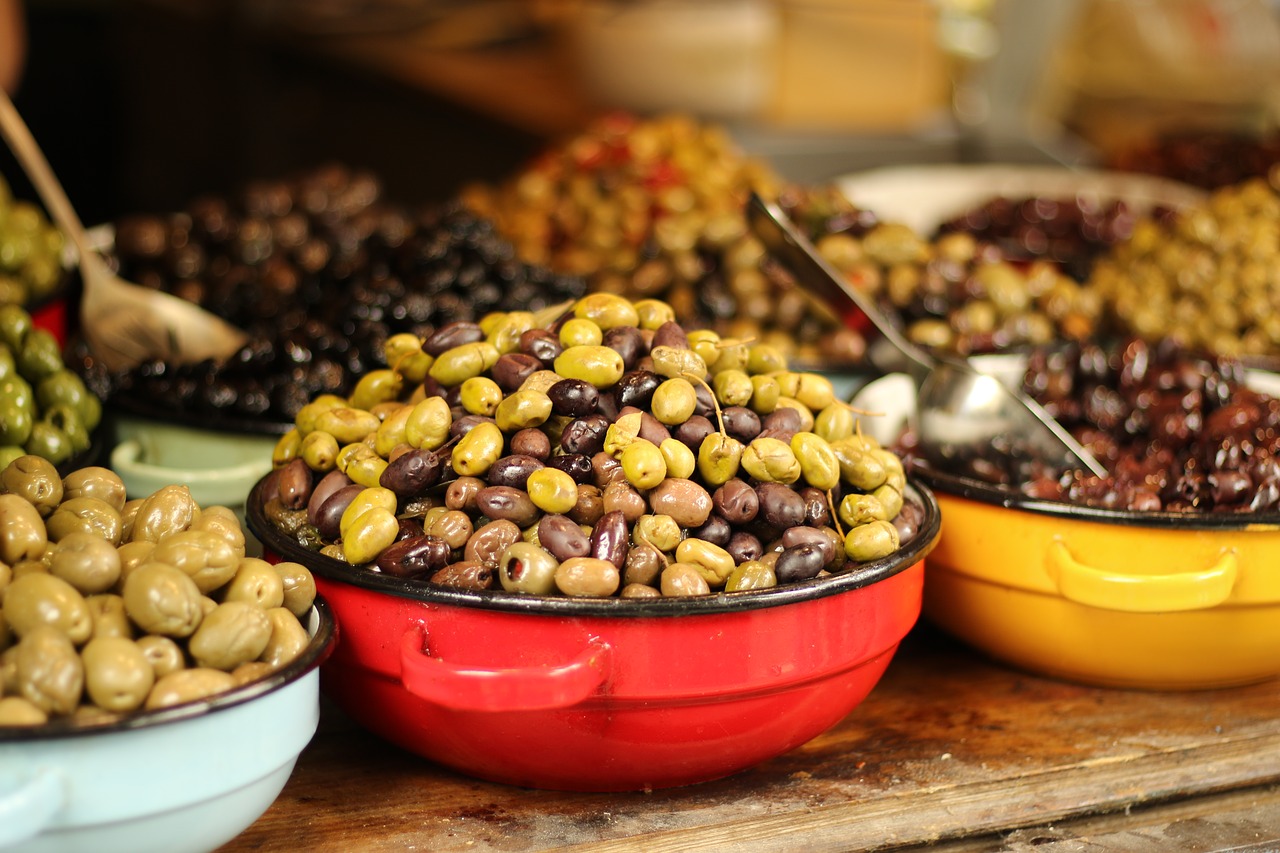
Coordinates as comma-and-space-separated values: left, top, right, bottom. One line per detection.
746, 191, 1107, 478
0, 87, 248, 373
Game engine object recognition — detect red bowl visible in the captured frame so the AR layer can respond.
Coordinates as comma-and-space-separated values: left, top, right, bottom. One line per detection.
246, 479, 940, 792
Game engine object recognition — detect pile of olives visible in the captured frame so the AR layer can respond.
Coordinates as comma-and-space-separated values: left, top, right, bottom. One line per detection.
93, 166, 585, 423
263, 294, 919, 598
0, 457, 317, 727
1086, 172, 1280, 359
0, 304, 101, 469
1108, 130, 1280, 191
460, 114, 869, 366
813, 219, 1102, 357
0, 175, 66, 307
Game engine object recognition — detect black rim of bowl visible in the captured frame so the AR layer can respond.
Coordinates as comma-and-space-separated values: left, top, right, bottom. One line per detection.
916, 467, 1280, 531
0, 597, 336, 742
247, 477, 942, 618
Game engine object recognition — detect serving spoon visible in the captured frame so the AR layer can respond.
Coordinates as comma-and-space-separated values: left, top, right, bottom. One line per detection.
0, 87, 248, 373
747, 191, 1107, 478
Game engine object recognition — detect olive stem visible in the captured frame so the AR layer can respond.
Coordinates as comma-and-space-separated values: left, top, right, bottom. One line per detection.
682, 371, 726, 437
826, 489, 845, 539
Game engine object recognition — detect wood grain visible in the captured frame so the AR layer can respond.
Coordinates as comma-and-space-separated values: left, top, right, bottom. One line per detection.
220, 625, 1280, 852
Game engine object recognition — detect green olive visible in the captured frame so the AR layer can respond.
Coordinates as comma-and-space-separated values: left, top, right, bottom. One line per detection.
0, 303, 33, 351
831, 439, 888, 491
814, 403, 855, 443
82, 636, 155, 712
619, 439, 666, 489
451, 421, 504, 477
14, 626, 83, 715
429, 341, 500, 387
122, 562, 205, 638
634, 513, 681, 552
24, 420, 72, 465
659, 437, 696, 479
650, 345, 707, 381
839, 493, 888, 528
791, 432, 840, 490
676, 538, 735, 588
0, 374, 35, 446
573, 293, 639, 330
135, 635, 185, 678
150, 529, 240, 594
873, 483, 904, 520
686, 330, 721, 368
49, 531, 121, 595
2, 454, 62, 516
61, 466, 126, 511
258, 607, 311, 669
633, 298, 675, 330
42, 405, 90, 455
487, 311, 535, 354
222, 557, 286, 609
844, 519, 900, 562
46, 497, 123, 546
405, 396, 452, 450
86, 593, 132, 640
301, 430, 340, 471
726, 560, 777, 591
144, 667, 236, 711
712, 369, 753, 407
650, 378, 697, 425
272, 428, 302, 467
696, 433, 742, 486
741, 437, 802, 484
272, 560, 317, 618
526, 468, 578, 514
3, 571, 93, 643
342, 506, 399, 565
188, 601, 273, 671
0, 695, 47, 725
747, 344, 787, 375
339, 487, 398, 539
558, 317, 604, 348
495, 389, 552, 432
294, 395, 346, 436
749, 374, 781, 415
16, 328, 62, 382
342, 444, 388, 489
498, 542, 559, 595
36, 370, 98, 431
603, 412, 643, 456
460, 376, 503, 417
313, 407, 380, 445
349, 368, 404, 411
0, 492, 47, 564
553, 345, 625, 388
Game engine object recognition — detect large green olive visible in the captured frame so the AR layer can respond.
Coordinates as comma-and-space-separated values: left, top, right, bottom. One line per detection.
271, 560, 317, 618
144, 667, 236, 711
342, 506, 399, 565
0, 374, 34, 446
188, 601, 273, 671
14, 626, 83, 715
187, 506, 247, 558
36, 370, 100, 432
86, 594, 133, 640
122, 562, 205, 638
149, 530, 239, 594
0, 303, 32, 351
81, 636, 155, 712
3, 571, 93, 643
129, 485, 198, 544
222, 557, 285, 610
258, 607, 310, 669
61, 467, 127, 512
24, 420, 72, 465
1, 454, 62, 516
16, 328, 62, 382
0, 492, 47, 564
49, 531, 122, 595
41, 405, 90, 455
45, 497, 123, 545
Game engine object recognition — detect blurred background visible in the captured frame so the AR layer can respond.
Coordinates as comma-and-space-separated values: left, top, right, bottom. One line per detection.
6, 0, 1280, 226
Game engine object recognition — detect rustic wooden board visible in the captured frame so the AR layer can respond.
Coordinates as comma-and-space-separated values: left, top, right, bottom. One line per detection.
219, 624, 1280, 852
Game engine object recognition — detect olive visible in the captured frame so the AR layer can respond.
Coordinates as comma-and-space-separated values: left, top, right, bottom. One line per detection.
0, 493, 46, 565
3, 572, 93, 643
648, 478, 712, 528
49, 532, 121, 595
464, 519, 522, 569
342, 506, 399, 565
189, 602, 273, 671
272, 561, 316, 618
460, 376, 504, 416
82, 636, 155, 712
86, 593, 133, 640
15, 626, 83, 715
498, 542, 559, 595
634, 513, 681, 552
258, 607, 311, 669
554, 345, 625, 388
122, 562, 205, 638
135, 635, 185, 678
377, 534, 450, 579
0, 696, 46, 725
222, 557, 286, 609
774, 543, 827, 584
554, 557, 620, 597
559, 317, 604, 347
405, 396, 453, 450
451, 421, 504, 477
151, 530, 241, 594
380, 447, 445, 498
844, 519, 901, 562
547, 378, 599, 417
145, 668, 237, 711
130, 485, 198, 544
46, 497, 123, 545
725, 560, 777, 591
660, 562, 712, 597
676, 538, 735, 587
2, 454, 62, 517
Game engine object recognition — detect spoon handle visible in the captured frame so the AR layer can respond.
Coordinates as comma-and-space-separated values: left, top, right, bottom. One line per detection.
746, 192, 936, 384
0, 85, 104, 273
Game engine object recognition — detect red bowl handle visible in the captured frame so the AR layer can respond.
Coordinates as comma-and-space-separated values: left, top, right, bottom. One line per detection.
398, 624, 611, 712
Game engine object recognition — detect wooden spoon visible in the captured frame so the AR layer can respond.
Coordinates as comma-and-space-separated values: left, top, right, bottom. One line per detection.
0, 87, 248, 372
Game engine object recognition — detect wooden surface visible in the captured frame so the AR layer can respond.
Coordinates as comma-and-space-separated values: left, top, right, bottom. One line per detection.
219, 623, 1280, 852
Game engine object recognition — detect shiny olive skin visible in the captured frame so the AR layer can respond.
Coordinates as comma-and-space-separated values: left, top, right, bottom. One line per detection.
2, 454, 61, 517
145, 668, 237, 711
376, 534, 451, 579
430, 560, 495, 591
152, 530, 241, 594
86, 593, 133, 641
554, 557, 620, 597
660, 562, 712, 597
46, 497, 123, 546
475, 486, 541, 528
130, 485, 198, 544
189, 601, 273, 671
122, 562, 205, 638
3, 572, 93, 643
774, 543, 827, 584
81, 636, 155, 713
276, 458, 313, 510
648, 478, 713, 528
307, 470, 353, 527
271, 560, 316, 618
259, 607, 311, 669
844, 519, 901, 562
222, 558, 286, 610
313, 484, 364, 542
538, 514, 591, 562
0, 492, 46, 564
380, 447, 446, 498
343, 506, 400, 565
498, 542, 559, 595
15, 626, 83, 715
464, 519, 522, 568
49, 531, 121, 595
135, 635, 185, 679
526, 467, 578, 514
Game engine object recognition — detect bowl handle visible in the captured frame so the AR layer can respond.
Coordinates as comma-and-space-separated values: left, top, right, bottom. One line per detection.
0, 767, 64, 846
398, 624, 610, 712
1046, 540, 1238, 613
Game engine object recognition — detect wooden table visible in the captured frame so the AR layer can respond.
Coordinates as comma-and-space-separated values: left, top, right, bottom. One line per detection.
220, 623, 1280, 852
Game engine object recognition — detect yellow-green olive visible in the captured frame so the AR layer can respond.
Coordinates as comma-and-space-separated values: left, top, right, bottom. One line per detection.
495, 389, 552, 432
0, 492, 46, 564
130, 485, 198, 544
634, 513, 681, 552
46, 497, 123, 545
460, 376, 503, 417
791, 432, 841, 491
558, 317, 604, 348
725, 560, 777, 591
144, 667, 236, 710
60, 467, 127, 512
122, 562, 205, 638
3, 572, 93, 643
188, 601, 273, 671
81, 635, 155, 712
301, 430, 340, 472
844, 519, 900, 562
339, 487, 397, 539
650, 378, 698, 425
349, 368, 404, 411
659, 437, 696, 480
149, 530, 240, 594
452, 422, 505, 477
314, 407, 380, 445
675, 538, 735, 588
428, 341, 500, 387
2, 454, 62, 516
405, 396, 452, 450
749, 374, 781, 414
342, 506, 399, 565
619, 439, 666, 489
573, 293, 639, 330
49, 531, 121, 595
272, 561, 316, 619
14, 626, 83, 715
259, 607, 311, 669
554, 346, 626, 388
650, 345, 707, 381
374, 404, 413, 458
741, 437, 802, 484
526, 468, 578, 514
272, 428, 302, 467
222, 557, 286, 609
839, 493, 888, 528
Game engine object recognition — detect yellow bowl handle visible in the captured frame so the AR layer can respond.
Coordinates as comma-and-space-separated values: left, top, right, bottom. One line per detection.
1046, 540, 1238, 613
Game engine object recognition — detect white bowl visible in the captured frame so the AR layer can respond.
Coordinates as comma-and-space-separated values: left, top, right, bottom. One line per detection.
0, 602, 333, 853
836, 164, 1207, 235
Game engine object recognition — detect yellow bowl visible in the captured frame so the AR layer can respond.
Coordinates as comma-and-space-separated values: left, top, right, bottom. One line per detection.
923, 473, 1280, 690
